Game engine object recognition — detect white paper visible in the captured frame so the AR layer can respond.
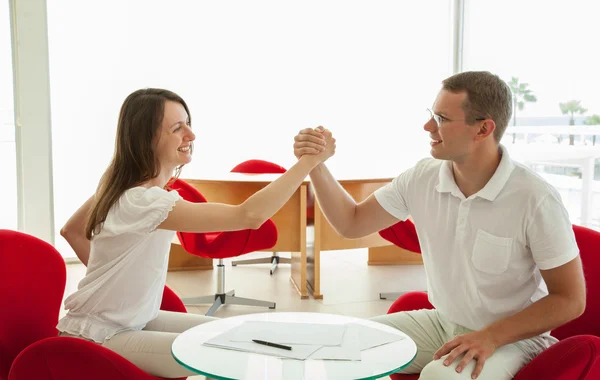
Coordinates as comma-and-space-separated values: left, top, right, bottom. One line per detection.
308, 323, 405, 361
203, 322, 405, 362
204, 325, 322, 359
227, 321, 347, 346
352, 323, 405, 350
204, 338, 321, 360
308, 323, 361, 361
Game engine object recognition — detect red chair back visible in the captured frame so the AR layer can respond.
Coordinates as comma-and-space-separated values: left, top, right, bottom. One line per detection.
170, 178, 277, 258
551, 224, 600, 340
170, 178, 207, 204
231, 159, 314, 219
379, 219, 421, 254
8, 337, 179, 380
160, 286, 187, 313
170, 178, 208, 253
0, 230, 66, 380
231, 159, 287, 174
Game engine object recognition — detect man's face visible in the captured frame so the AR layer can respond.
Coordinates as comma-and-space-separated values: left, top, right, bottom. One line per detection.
424, 89, 481, 163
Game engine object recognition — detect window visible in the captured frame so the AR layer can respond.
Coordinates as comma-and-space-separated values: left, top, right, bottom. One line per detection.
0, 2, 16, 230
47, 0, 452, 258
463, 0, 600, 229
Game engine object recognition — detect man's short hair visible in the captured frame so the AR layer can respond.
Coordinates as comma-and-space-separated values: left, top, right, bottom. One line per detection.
442, 71, 513, 143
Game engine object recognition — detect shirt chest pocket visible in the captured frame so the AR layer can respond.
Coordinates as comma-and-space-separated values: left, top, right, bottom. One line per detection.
471, 229, 513, 275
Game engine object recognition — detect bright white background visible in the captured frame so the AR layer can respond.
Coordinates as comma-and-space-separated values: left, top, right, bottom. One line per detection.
2, 1, 599, 259
463, 0, 600, 118
46, 0, 451, 258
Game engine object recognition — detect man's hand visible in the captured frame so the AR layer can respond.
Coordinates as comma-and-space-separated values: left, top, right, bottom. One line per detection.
294, 126, 336, 163
433, 330, 498, 379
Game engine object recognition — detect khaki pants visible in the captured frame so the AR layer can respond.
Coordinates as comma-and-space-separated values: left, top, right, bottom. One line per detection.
60, 310, 216, 378
370, 309, 557, 380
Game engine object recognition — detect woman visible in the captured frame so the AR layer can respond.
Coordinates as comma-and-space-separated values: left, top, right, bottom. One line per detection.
58, 88, 334, 378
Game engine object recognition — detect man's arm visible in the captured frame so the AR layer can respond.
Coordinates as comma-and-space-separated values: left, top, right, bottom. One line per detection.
482, 192, 587, 345
308, 163, 399, 238
484, 256, 585, 345
60, 195, 95, 266
294, 127, 399, 238
435, 256, 586, 378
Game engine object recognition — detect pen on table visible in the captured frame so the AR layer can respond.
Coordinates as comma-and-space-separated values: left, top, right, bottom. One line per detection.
252, 339, 292, 351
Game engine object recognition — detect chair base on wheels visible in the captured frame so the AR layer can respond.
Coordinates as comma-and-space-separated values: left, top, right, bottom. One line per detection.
232, 253, 291, 275
182, 259, 276, 316
182, 290, 276, 317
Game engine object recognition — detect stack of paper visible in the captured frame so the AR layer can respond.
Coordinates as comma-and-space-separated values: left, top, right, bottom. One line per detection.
203, 321, 404, 361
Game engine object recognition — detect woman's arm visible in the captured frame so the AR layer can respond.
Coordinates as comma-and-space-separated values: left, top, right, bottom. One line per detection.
60, 195, 95, 266
158, 154, 325, 233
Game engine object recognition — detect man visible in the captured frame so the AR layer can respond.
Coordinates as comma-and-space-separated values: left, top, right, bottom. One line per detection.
293, 71, 586, 379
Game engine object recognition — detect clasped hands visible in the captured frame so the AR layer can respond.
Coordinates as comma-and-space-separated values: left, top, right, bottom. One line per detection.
293, 126, 336, 164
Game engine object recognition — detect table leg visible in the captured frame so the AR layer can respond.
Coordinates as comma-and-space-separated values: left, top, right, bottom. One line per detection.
307, 200, 322, 299
290, 185, 309, 299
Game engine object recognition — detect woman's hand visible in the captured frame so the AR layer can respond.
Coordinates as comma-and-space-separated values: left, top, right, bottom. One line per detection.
294, 126, 336, 165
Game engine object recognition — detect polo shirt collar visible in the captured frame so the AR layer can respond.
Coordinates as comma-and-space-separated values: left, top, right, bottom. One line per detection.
435, 144, 515, 201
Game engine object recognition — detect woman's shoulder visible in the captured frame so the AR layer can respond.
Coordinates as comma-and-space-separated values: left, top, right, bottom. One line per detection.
111, 186, 182, 216
122, 186, 181, 204
104, 186, 182, 234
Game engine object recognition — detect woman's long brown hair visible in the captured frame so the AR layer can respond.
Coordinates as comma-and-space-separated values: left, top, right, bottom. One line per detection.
85, 88, 191, 239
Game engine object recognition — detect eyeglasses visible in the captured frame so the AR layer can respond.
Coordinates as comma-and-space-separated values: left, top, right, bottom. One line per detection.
426, 108, 486, 128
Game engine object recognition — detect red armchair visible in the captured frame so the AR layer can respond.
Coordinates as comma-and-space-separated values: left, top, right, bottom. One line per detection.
1, 229, 188, 380
379, 219, 421, 254
160, 285, 188, 313
8, 336, 187, 380
387, 224, 600, 380
230, 159, 291, 275
378, 219, 423, 300
0, 229, 66, 380
172, 178, 279, 316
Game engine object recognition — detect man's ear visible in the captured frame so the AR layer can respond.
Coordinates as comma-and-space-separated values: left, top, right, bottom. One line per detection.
475, 120, 496, 141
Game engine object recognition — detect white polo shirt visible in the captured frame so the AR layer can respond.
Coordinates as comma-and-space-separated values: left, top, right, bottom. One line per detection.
374, 145, 579, 331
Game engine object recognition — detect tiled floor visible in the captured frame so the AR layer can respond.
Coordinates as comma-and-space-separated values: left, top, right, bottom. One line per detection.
62, 248, 427, 379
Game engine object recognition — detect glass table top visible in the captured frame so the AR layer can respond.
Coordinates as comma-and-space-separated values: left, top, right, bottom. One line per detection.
171, 312, 417, 380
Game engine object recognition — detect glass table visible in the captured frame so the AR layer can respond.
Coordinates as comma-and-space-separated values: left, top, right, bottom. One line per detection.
171, 312, 417, 380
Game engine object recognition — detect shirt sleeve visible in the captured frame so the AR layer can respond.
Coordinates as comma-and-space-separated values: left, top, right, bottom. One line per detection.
527, 191, 579, 270
111, 187, 183, 235
373, 164, 417, 221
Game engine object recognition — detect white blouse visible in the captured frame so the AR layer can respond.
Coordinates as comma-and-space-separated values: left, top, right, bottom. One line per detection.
57, 186, 182, 343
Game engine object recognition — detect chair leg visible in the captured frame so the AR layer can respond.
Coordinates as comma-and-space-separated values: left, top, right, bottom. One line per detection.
232, 252, 292, 276
379, 291, 428, 300
224, 294, 276, 309
379, 292, 405, 300
270, 254, 292, 275
205, 295, 224, 317
182, 260, 275, 316
232, 257, 273, 266
181, 295, 221, 304
270, 256, 277, 275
